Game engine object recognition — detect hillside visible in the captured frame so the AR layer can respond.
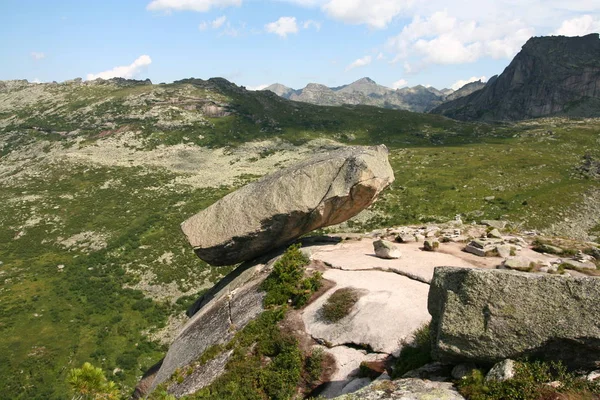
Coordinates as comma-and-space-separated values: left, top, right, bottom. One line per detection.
1, 77, 600, 398
265, 78, 460, 112
432, 34, 600, 121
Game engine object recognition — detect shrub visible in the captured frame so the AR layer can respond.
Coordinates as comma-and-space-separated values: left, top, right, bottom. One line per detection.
457, 360, 600, 400
67, 362, 120, 400
305, 348, 324, 384
321, 288, 361, 323
261, 244, 322, 308
392, 323, 432, 379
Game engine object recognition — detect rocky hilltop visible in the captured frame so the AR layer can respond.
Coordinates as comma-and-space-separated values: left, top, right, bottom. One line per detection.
265, 78, 462, 113
135, 147, 600, 399
432, 34, 600, 121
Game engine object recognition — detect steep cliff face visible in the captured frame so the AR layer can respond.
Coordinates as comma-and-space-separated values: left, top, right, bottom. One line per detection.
432, 34, 600, 121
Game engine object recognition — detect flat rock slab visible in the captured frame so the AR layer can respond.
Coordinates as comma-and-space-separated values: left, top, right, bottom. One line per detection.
302, 268, 430, 355
182, 145, 394, 265
320, 346, 385, 399
310, 240, 478, 283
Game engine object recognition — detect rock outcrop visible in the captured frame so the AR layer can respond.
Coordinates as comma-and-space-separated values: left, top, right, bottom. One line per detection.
182, 145, 394, 266
334, 377, 466, 400
432, 34, 600, 120
429, 267, 600, 369
146, 256, 274, 392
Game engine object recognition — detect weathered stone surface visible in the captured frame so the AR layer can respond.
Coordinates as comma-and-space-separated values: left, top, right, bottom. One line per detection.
429, 267, 600, 369
451, 363, 477, 380
373, 239, 402, 259
334, 378, 465, 399
403, 362, 453, 381
424, 239, 440, 252
487, 229, 502, 239
167, 350, 234, 397
481, 220, 507, 230
148, 258, 273, 392
302, 269, 430, 355
182, 145, 394, 266
486, 359, 516, 382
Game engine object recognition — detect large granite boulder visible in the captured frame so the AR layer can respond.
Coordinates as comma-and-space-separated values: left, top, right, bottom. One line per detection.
428, 267, 600, 369
182, 145, 394, 265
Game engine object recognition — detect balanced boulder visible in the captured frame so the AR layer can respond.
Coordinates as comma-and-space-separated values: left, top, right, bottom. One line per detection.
428, 267, 600, 369
182, 145, 395, 265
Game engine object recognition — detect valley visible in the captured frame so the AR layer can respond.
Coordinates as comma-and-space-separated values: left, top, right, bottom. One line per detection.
1, 76, 600, 398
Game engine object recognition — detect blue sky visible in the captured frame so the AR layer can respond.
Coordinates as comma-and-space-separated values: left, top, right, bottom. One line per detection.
1, 0, 599, 90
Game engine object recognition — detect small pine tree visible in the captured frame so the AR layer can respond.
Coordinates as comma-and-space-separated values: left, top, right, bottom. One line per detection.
67, 362, 120, 400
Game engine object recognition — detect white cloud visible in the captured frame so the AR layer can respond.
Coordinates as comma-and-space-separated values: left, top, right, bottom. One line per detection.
247, 84, 269, 91
31, 52, 46, 61
345, 55, 372, 71
322, 0, 410, 29
387, 10, 536, 67
147, 0, 241, 12
450, 75, 487, 91
555, 15, 600, 36
265, 17, 299, 38
303, 19, 322, 31
86, 55, 152, 81
391, 79, 408, 89
32, 78, 42, 84
199, 15, 227, 30
403, 61, 413, 74
376, 52, 385, 60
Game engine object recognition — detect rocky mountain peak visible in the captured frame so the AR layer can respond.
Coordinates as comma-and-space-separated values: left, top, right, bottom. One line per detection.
432, 34, 600, 120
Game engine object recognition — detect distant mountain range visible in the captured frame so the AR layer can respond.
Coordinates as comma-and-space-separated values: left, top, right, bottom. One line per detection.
263, 77, 485, 113
432, 33, 600, 120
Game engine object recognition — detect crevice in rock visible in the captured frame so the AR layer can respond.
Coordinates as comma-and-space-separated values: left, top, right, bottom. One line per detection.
334, 342, 390, 356
321, 262, 431, 285
226, 293, 234, 328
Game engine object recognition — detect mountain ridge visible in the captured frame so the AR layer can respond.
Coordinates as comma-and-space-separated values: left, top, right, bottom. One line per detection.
264, 77, 470, 113
432, 33, 600, 120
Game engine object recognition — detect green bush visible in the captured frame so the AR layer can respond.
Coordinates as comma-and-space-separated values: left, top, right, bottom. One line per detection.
305, 348, 325, 384
392, 323, 432, 379
261, 244, 322, 308
67, 362, 120, 400
458, 360, 600, 400
321, 288, 361, 323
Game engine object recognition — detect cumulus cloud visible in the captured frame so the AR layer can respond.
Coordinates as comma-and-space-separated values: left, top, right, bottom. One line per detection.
387, 10, 535, 66
322, 0, 409, 29
555, 15, 600, 36
147, 0, 241, 12
86, 55, 152, 81
450, 75, 487, 91
246, 84, 269, 91
345, 55, 372, 71
265, 17, 299, 38
199, 15, 227, 30
303, 19, 322, 31
391, 79, 408, 89
31, 52, 46, 61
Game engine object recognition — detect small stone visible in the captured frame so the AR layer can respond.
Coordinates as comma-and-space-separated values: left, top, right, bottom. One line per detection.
452, 363, 477, 380
496, 245, 512, 259
396, 234, 415, 243
486, 359, 516, 382
373, 239, 401, 259
414, 234, 425, 242
481, 220, 507, 229
484, 196, 496, 202
424, 239, 440, 252
487, 229, 502, 239
587, 370, 600, 381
